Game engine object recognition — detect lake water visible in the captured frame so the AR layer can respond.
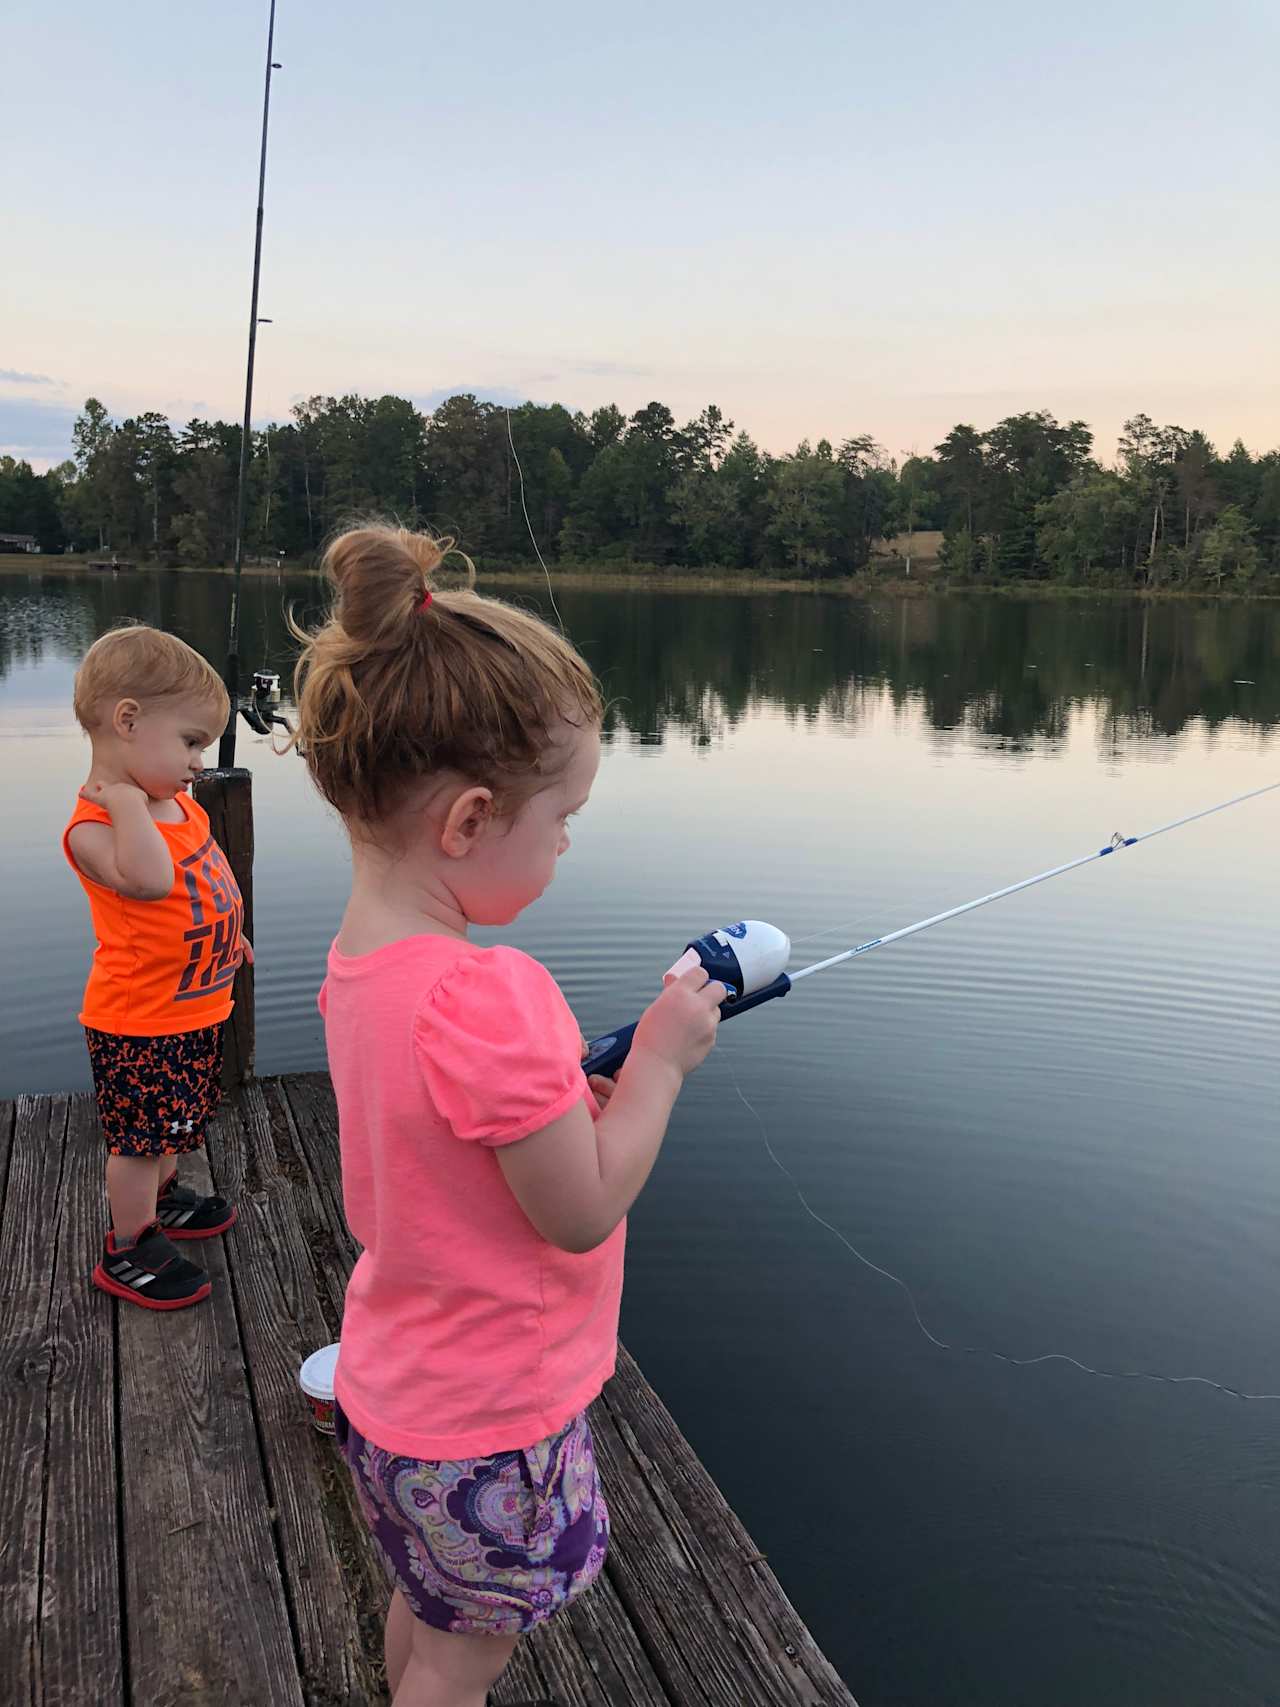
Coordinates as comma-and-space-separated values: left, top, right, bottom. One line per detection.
3, 570, 1279, 1706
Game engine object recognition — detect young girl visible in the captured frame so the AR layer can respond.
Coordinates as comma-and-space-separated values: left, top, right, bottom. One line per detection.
293, 526, 723, 1707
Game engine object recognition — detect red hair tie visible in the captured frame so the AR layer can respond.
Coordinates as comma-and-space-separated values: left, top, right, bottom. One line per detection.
417, 588, 433, 611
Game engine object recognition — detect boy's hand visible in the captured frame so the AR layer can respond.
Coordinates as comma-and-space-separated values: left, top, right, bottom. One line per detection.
79, 779, 149, 817
69, 784, 172, 898
239, 936, 255, 967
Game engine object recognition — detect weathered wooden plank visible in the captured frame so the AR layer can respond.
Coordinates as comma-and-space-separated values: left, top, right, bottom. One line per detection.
526, 1561, 673, 1706
0, 1095, 72, 1706
602, 1348, 857, 1705
204, 1079, 384, 1706
38, 1094, 125, 1707
193, 767, 255, 1086
117, 1144, 303, 1707
274, 1074, 357, 1326
489, 1640, 553, 1705
586, 1396, 762, 1707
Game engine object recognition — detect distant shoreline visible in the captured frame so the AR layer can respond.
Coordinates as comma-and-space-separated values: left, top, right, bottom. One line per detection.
0, 555, 325, 581
1, 555, 1273, 602
475, 570, 1279, 603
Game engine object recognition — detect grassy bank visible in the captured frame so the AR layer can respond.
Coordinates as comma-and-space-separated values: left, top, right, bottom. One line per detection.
3, 554, 1274, 601
478, 567, 931, 596
479, 568, 1279, 602
0, 554, 324, 579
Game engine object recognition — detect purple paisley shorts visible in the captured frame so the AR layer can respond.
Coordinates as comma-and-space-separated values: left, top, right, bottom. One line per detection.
334, 1401, 609, 1635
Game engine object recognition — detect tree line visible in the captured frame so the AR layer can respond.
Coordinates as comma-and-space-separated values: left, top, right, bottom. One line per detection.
2, 394, 1277, 588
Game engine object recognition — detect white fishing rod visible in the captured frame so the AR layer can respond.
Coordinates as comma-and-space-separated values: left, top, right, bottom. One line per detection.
789, 778, 1280, 982
581, 780, 1280, 1077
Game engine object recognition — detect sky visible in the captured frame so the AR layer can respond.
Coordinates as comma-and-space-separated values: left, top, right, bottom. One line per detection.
4, 0, 1278, 471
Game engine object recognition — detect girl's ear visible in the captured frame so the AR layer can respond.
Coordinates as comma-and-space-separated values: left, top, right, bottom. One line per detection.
440, 785, 495, 859
112, 698, 141, 739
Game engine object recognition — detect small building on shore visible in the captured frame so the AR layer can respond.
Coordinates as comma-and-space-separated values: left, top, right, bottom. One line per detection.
0, 533, 39, 554
871, 529, 944, 571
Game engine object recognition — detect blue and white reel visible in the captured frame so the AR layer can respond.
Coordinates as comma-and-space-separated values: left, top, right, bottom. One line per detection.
581, 921, 792, 1079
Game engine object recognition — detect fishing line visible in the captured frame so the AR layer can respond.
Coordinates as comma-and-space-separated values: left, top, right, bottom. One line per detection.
720, 1045, 1280, 1403
791, 900, 913, 949
789, 899, 890, 948
505, 408, 564, 630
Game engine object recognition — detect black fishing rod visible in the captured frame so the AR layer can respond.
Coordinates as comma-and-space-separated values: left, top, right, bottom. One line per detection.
219, 0, 282, 767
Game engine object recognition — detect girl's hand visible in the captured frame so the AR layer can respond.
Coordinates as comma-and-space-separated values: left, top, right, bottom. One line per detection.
587, 1024, 617, 1106
628, 966, 725, 1084
239, 936, 255, 967
579, 1037, 615, 1107
587, 1073, 617, 1109
79, 779, 149, 816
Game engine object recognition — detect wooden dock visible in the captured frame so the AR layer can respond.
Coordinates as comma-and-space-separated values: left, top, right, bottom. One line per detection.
1, 1074, 857, 1707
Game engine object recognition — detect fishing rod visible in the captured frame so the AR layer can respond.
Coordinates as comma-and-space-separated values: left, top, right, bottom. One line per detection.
219, 0, 282, 769
581, 780, 1280, 1078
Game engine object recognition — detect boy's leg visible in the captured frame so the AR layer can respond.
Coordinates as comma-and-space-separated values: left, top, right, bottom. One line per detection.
94, 1167, 212, 1309
151, 1027, 236, 1238
86, 1028, 212, 1308
154, 1152, 237, 1238
106, 1154, 164, 1244
392, 1621, 516, 1707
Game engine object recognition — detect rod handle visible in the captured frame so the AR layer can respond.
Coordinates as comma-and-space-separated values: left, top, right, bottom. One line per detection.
581, 974, 792, 1080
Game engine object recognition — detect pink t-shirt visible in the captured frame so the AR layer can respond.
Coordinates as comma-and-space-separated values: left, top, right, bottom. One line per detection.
320, 934, 625, 1459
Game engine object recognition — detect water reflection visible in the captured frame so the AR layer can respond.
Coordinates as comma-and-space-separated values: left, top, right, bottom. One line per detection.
1, 570, 1276, 749
568, 590, 1278, 748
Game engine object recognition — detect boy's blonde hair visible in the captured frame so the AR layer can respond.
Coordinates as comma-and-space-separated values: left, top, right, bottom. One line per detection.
291, 524, 603, 822
73, 625, 230, 732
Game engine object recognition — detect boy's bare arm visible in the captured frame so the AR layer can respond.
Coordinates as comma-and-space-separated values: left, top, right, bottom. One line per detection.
69, 784, 174, 900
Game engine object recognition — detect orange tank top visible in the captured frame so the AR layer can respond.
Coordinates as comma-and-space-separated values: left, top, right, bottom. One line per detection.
63, 791, 244, 1037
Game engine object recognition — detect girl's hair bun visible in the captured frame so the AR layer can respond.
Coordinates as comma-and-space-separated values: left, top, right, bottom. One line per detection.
290, 521, 601, 823
324, 524, 472, 645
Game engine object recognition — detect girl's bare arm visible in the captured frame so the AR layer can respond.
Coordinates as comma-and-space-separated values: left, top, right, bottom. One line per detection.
497, 969, 723, 1253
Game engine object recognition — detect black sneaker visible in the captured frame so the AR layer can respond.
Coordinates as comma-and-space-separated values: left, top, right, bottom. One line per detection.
157, 1173, 237, 1240
93, 1222, 212, 1310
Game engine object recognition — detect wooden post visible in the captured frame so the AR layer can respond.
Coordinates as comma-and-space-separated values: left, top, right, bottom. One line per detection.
194, 767, 255, 1087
